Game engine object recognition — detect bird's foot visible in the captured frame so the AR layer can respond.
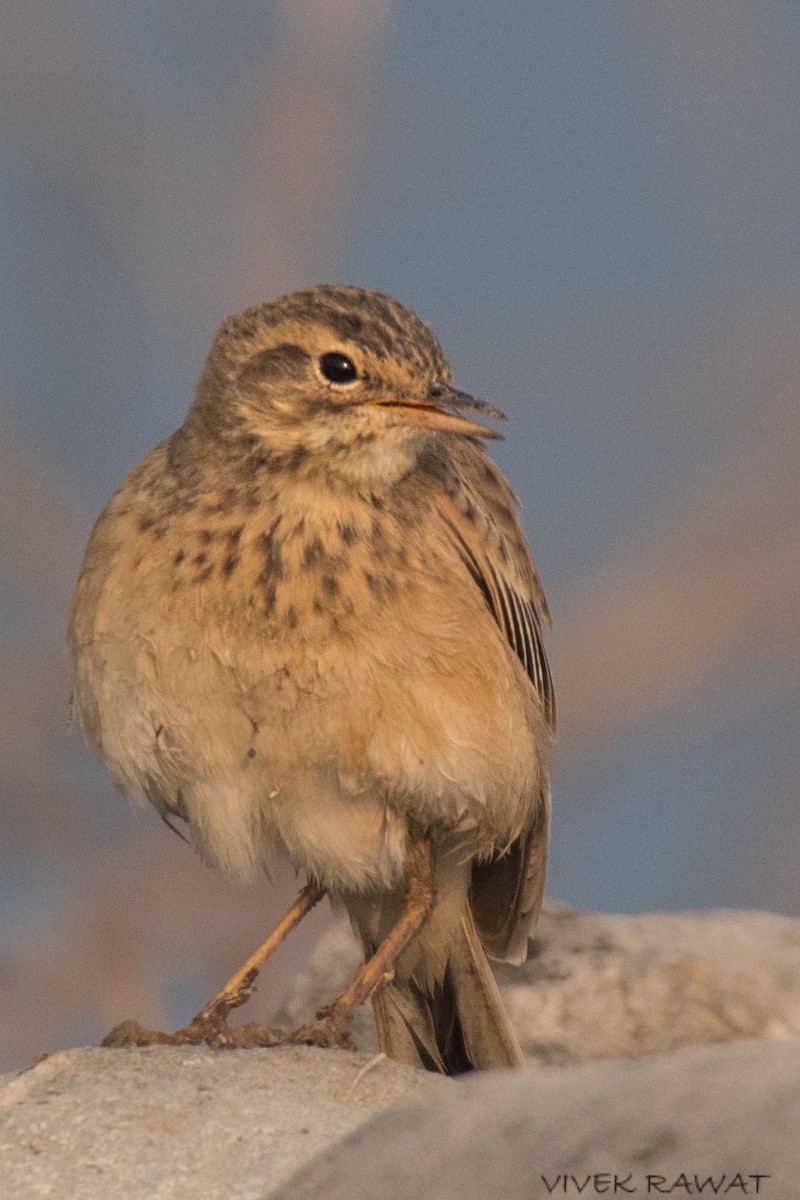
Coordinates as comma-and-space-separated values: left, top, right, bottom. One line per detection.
210, 1023, 297, 1048
102, 1010, 244, 1049
287, 1003, 357, 1052
102, 1004, 356, 1053
101, 1018, 206, 1048
101, 1015, 318, 1050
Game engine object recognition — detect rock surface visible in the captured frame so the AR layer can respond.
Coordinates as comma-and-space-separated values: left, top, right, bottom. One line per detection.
276, 1039, 799, 1200
0, 1045, 446, 1199
2, 1039, 795, 1199
3, 907, 799, 1198
275, 904, 800, 1064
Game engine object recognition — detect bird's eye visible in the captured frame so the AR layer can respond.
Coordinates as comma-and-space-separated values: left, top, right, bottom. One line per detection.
319, 352, 358, 385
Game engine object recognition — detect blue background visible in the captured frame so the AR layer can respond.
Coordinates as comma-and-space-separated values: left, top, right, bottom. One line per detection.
1, 0, 798, 1070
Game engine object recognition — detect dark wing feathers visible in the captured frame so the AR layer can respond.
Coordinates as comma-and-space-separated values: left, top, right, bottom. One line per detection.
436, 444, 555, 965
439, 506, 556, 732
470, 793, 550, 963
486, 559, 556, 731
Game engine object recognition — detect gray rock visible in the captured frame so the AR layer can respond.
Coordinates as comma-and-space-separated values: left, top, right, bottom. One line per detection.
275, 905, 800, 1064
4, 908, 799, 1198
0, 1045, 447, 1199
274, 1039, 799, 1200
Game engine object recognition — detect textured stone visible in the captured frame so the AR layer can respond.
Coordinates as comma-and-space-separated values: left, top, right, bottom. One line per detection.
275, 1039, 799, 1200
0, 1045, 446, 1199
4, 908, 799, 1198
275, 904, 800, 1064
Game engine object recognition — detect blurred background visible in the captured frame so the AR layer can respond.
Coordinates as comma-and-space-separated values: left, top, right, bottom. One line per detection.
1, 0, 798, 1073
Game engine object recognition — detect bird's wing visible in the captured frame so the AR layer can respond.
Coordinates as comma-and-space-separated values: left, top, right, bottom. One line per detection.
469, 786, 551, 963
436, 445, 555, 731
436, 442, 555, 963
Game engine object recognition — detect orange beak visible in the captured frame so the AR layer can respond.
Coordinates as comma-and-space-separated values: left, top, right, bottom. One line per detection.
371, 381, 506, 440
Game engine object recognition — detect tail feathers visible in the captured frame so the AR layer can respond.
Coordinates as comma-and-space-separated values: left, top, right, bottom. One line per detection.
372, 978, 452, 1074
370, 911, 523, 1075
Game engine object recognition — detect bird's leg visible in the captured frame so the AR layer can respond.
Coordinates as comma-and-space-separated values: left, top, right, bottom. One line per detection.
102, 882, 325, 1048
189, 882, 326, 1040
289, 828, 437, 1051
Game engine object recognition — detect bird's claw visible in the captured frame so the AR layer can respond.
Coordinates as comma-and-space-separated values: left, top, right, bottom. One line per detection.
102, 1006, 356, 1053
288, 1007, 356, 1052
101, 1018, 203, 1048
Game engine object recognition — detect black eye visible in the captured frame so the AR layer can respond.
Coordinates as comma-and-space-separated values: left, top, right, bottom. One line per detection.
319, 352, 358, 384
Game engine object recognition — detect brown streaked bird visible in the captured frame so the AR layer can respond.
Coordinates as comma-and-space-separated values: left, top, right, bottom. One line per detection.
68, 284, 555, 1074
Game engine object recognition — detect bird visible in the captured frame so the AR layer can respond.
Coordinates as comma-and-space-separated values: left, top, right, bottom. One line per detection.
68, 284, 555, 1074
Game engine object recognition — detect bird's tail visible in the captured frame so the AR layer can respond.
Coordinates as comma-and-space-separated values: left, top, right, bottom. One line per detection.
369, 907, 523, 1075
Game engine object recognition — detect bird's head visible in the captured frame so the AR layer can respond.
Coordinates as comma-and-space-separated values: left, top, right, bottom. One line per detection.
187, 285, 504, 487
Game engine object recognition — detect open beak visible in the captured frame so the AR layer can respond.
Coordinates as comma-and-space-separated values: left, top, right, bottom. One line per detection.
371, 380, 506, 440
